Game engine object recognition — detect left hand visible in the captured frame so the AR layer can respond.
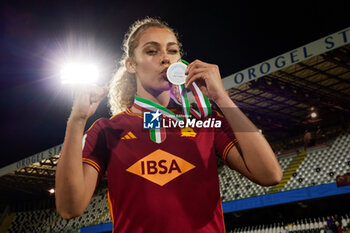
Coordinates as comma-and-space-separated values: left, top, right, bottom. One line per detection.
185, 59, 228, 103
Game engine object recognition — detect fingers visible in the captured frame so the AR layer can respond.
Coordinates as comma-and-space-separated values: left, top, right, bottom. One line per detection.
71, 84, 109, 120
90, 86, 109, 103
185, 68, 208, 88
183, 59, 226, 101
185, 59, 206, 76
75, 84, 107, 102
185, 60, 206, 88
185, 59, 219, 88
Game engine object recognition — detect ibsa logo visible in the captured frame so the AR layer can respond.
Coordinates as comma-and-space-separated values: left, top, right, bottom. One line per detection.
143, 110, 161, 129
126, 149, 195, 186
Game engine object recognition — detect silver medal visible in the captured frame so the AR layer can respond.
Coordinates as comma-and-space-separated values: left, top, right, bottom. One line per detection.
166, 62, 187, 85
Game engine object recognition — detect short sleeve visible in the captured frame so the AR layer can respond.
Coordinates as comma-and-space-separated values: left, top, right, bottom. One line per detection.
82, 119, 109, 177
213, 110, 238, 163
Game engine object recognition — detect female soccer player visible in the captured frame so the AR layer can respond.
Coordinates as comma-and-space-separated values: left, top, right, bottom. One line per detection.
55, 17, 282, 233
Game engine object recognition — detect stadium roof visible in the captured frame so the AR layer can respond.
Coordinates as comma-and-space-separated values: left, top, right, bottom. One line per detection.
225, 27, 350, 144
0, 27, 349, 204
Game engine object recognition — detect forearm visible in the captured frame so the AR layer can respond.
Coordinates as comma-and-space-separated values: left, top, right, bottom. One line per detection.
215, 94, 282, 185
55, 117, 88, 218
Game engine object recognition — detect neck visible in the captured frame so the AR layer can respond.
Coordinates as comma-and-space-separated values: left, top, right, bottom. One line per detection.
131, 89, 171, 114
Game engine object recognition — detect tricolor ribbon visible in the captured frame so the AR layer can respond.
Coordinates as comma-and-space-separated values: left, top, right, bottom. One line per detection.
174, 59, 211, 119
133, 59, 211, 143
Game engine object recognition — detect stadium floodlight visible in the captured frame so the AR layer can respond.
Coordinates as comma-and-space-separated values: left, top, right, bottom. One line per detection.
60, 63, 99, 84
311, 112, 318, 118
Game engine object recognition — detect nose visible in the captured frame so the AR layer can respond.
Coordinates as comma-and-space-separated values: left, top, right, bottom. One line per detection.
160, 51, 170, 65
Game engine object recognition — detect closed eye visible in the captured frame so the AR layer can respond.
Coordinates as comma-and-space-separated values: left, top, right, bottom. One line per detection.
168, 49, 179, 54
146, 49, 158, 55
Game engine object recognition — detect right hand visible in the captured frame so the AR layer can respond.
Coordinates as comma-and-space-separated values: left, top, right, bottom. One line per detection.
70, 84, 109, 122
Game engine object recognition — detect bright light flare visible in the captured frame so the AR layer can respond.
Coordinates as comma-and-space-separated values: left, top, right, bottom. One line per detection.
60, 63, 99, 84
48, 188, 55, 194
311, 112, 318, 118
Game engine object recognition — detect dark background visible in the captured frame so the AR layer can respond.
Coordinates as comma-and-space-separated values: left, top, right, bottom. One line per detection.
0, 0, 349, 167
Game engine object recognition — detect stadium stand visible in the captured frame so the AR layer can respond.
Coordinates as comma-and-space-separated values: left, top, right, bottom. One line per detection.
227, 214, 350, 233
219, 131, 350, 203
5, 189, 111, 233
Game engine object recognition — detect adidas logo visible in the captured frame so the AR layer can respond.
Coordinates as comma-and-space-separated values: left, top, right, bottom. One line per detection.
121, 131, 137, 140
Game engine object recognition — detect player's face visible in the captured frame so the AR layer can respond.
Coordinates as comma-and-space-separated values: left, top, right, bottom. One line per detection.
132, 27, 181, 94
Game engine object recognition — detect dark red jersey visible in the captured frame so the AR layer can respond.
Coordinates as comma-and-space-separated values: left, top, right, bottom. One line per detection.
82, 108, 237, 233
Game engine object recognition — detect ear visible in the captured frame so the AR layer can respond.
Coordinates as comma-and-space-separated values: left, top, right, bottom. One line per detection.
125, 58, 136, 74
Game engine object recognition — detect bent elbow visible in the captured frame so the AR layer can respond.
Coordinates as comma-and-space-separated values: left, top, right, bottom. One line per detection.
57, 207, 83, 220
56, 200, 84, 220
259, 170, 283, 187
266, 175, 282, 186
272, 170, 283, 185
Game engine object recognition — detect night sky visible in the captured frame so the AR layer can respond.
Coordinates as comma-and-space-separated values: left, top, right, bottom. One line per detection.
0, 0, 349, 167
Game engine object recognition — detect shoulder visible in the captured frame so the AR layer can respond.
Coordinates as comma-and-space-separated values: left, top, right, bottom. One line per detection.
86, 110, 131, 133
109, 109, 131, 122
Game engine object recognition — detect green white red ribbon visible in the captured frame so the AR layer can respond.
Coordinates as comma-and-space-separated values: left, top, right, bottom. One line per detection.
175, 59, 211, 119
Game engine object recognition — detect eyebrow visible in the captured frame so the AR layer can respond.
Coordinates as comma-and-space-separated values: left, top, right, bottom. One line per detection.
142, 41, 179, 48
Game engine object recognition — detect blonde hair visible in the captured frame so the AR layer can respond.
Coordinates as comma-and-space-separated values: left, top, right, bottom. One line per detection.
108, 17, 183, 115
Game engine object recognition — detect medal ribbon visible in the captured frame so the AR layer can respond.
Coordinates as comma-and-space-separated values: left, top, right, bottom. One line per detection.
172, 59, 211, 119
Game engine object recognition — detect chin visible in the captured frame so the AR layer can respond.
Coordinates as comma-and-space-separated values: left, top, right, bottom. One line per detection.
158, 80, 172, 91
146, 79, 172, 94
